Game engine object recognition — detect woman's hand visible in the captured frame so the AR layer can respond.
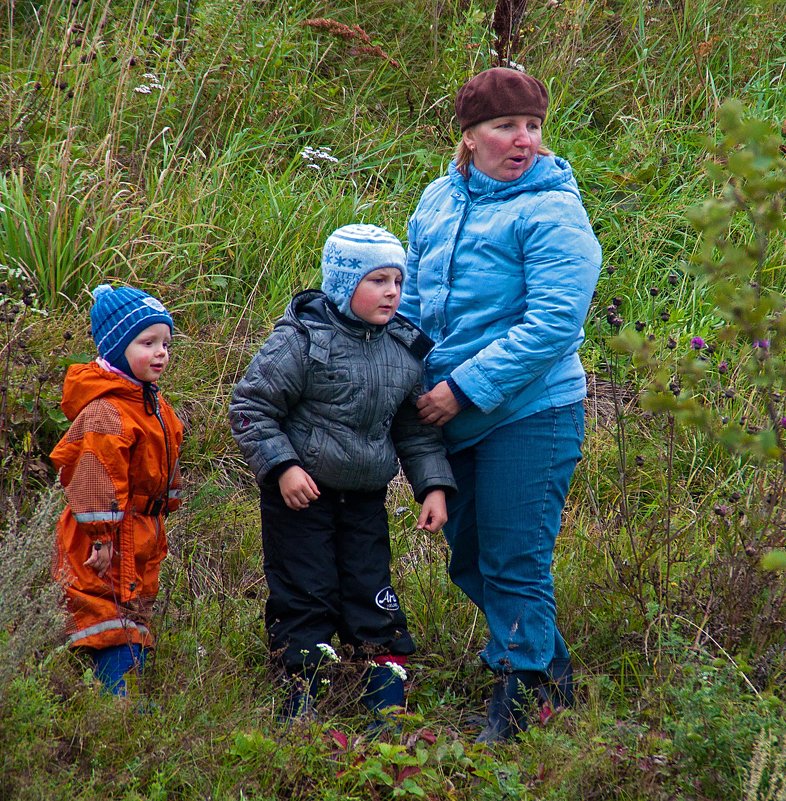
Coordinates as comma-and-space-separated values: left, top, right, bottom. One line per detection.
84, 541, 113, 577
279, 465, 320, 510
417, 490, 448, 533
416, 381, 461, 426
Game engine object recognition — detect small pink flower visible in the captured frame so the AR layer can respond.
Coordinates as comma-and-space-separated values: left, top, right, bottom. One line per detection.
690, 337, 705, 350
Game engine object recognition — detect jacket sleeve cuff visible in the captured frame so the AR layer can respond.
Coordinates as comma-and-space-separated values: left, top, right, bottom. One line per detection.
450, 361, 505, 413
445, 377, 474, 410
264, 459, 302, 485
415, 484, 457, 504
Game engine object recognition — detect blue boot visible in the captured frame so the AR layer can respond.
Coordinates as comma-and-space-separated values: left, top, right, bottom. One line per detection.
362, 665, 405, 713
362, 665, 405, 734
281, 671, 318, 723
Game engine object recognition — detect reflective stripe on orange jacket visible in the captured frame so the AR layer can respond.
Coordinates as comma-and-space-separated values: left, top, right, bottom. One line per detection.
50, 361, 183, 650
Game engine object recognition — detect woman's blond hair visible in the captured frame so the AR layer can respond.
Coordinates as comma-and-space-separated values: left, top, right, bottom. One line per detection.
454, 137, 552, 178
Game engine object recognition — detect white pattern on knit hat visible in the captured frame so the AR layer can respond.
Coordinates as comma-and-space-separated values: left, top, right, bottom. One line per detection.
89, 284, 173, 376
320, 224, 406, 318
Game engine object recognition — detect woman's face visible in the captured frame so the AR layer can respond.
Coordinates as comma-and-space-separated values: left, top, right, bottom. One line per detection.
463, 114, 543, 182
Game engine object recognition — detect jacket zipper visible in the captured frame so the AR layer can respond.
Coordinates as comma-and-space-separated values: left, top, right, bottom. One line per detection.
152, 393, 172, 534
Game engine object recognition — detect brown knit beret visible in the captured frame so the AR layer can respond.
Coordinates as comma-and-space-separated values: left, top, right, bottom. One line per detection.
455, 67, 549, 131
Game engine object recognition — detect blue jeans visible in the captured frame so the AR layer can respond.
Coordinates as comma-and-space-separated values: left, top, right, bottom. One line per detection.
91, 643, 147, 695
444, 402, 584, 673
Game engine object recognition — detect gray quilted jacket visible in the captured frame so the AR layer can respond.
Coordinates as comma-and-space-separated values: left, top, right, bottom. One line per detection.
229, 290, 456, 502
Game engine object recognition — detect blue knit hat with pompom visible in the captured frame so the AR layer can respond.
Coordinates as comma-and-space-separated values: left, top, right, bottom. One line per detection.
90, 285, 173, 379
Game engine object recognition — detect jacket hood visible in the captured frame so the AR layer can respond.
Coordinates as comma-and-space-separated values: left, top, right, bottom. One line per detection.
279, 289, 433, 360
449, 155, 581, 200
60, 361, 144, 421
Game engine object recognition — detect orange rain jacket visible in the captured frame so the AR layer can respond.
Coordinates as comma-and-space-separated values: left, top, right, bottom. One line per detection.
50, 361, 183, 651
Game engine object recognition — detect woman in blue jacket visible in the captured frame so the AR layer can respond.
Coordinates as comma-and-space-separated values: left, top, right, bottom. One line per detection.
399, 67, 601, 741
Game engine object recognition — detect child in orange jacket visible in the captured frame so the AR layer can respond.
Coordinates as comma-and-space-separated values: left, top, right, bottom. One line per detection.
50, 285, 183, 695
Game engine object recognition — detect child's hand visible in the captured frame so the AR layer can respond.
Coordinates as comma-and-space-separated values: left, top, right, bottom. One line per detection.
417, 489, 447, 533
84, 541, 113, 577
279, 466, 320, 510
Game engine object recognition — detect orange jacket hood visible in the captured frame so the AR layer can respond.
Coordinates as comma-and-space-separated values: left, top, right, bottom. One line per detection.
61, 361, 149, 421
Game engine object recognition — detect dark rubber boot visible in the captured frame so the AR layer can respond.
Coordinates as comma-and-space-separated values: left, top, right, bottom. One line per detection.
475, 670, 541, 743
281, 671, 318, 722
362, 665, 405, 713
538, 656, 575, 712
362, 665, 405, 735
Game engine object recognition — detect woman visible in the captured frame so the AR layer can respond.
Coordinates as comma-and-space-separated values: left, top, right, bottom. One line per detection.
399, 67, 601, 742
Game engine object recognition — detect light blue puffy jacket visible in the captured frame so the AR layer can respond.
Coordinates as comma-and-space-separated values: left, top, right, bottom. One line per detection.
399, 157, 602, 452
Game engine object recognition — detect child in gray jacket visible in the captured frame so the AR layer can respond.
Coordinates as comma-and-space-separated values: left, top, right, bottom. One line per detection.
230, 224, 456, 724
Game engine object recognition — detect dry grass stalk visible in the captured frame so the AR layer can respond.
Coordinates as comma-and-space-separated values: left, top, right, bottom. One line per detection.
492, 0, 530, 66
303, 18, 399, 68
0, 486, 66, 699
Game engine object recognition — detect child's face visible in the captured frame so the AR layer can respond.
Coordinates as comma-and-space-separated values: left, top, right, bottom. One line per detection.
350, 267, 402, 325
124, 323, 171, 382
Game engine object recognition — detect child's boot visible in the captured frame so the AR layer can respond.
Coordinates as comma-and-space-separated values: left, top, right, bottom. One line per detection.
362, 664, 405, 734
281, 670, 319, 723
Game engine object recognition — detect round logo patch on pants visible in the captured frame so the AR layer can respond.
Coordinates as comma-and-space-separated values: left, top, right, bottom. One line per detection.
375, 586, 400, 611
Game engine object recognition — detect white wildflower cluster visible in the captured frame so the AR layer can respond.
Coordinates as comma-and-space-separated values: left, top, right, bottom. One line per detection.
300, 146, 339, 171
488, 50, 527, 72
134, 73, 165, 95
316, 642, 340, 662
385, 661, 408, 682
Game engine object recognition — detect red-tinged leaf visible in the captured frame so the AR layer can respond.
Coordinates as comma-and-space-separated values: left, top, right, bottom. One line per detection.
395, 765, 422, 783
418, 728, 437, 744
327, 729, 349, 749
536, 763, 547, 782
539, 703, 554, 725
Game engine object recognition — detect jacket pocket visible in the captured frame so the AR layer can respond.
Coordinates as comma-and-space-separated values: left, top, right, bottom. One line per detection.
300, 424, 326, 475
308, 365, 354, 403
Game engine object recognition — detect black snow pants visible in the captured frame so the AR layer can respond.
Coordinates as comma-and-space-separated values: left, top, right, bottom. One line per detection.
259, 483, 415, 673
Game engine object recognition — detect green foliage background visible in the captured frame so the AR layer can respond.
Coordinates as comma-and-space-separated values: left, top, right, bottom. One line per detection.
2, 1, 786, 799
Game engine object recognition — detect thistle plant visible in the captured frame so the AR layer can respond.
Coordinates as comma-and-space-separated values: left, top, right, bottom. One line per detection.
602, 100, 786, 644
